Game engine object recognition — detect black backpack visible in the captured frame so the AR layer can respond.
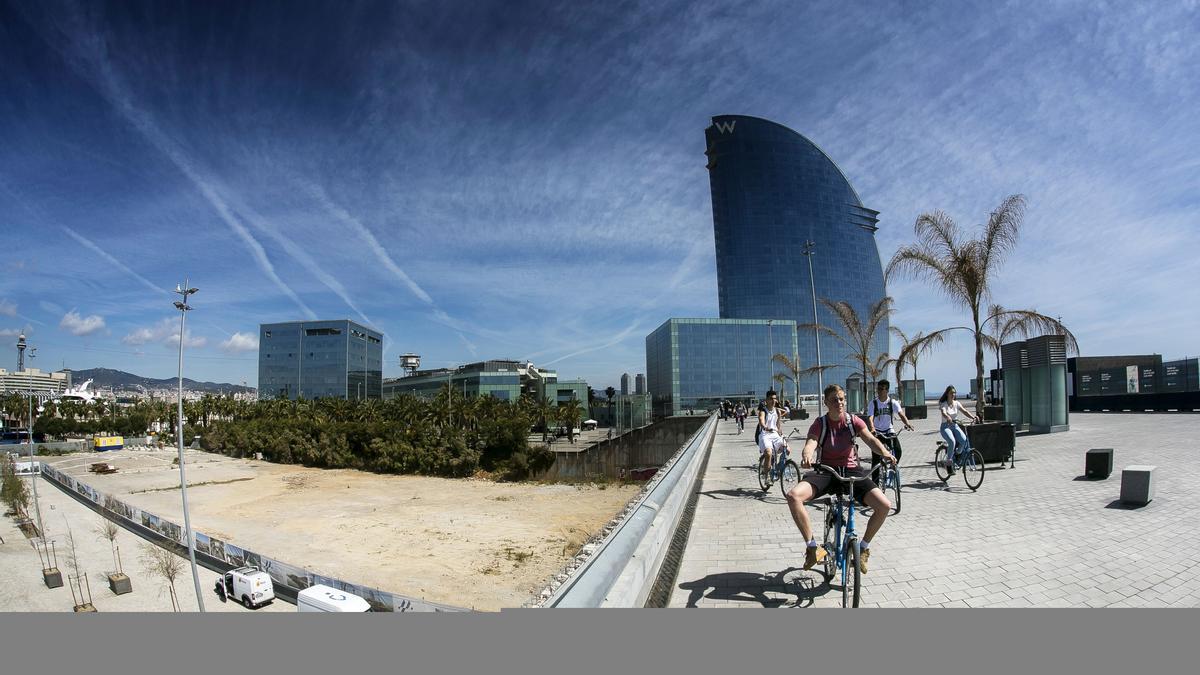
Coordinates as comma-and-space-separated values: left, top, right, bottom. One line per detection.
871, 398, 896, 421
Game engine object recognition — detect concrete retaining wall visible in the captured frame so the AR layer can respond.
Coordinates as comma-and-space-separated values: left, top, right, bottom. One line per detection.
537, 416, 709, 481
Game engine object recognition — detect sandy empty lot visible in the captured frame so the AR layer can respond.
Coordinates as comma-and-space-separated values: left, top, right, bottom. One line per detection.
45, 448, 639, 611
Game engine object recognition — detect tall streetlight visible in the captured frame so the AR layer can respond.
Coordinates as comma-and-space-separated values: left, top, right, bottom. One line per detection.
21, 337, 45, 546
801, 241, 824, 396
173, 280, 204, 612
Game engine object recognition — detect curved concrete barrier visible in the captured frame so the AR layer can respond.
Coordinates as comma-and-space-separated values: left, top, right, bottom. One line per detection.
546, 413, 717, 607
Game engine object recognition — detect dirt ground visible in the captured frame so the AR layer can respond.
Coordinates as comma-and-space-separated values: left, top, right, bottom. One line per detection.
44, 447, 640, 611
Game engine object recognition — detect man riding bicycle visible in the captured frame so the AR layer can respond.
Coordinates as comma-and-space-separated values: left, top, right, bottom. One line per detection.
785, 384, 896, 574
866, 379, 913, 469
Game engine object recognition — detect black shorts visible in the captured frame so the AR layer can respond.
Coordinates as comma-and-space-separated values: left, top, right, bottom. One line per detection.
871, 433, 902, 466
802, 466, 877, 505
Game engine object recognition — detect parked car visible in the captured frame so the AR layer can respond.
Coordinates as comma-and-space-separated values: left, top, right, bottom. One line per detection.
215, 566, 275, 609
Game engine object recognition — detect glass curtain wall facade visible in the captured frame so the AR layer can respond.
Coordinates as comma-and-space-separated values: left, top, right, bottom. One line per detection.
258, 320, 383, 400
647, 318, 800, 418
704, 115, 889, 392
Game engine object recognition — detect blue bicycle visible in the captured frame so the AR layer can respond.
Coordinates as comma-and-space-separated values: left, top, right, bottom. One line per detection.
758, 443, 800, 497
814, 463, 885, 608
873, 430, 903, 515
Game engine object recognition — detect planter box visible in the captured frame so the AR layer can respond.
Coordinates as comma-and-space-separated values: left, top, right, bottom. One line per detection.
906, 405, 928, 420
789, 408, 809, 420
983, 405, 1005, 421
73, 604, 98, 613
108, 573, 132, 595
43, 568, 63, 588
966, 422, 1016, 464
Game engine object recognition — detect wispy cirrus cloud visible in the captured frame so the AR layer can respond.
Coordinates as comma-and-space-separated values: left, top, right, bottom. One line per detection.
59, 310, 106, 336
61, 226, 164, 296
0, 298, 16, 317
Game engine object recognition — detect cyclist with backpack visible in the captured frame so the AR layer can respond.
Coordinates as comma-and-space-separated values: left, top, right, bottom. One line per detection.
785, 384, 895, 574
867, 379, 913, 469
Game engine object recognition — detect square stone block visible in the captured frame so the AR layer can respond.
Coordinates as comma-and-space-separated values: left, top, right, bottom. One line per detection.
43, 568, 63, 588
1120, 465, 1156, 505
1086, 448, 1113, 479
108, 573, 132, 595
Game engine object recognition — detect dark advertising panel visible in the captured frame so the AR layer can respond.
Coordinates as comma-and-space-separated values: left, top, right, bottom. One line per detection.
1139, 366, 1157, 394
1078, 372, 1098, 396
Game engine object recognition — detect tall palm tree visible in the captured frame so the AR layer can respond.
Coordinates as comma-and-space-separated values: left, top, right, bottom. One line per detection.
983, 304, 1080, 381
801, 296, 894, 410
771, 354, 833, 406
887, 194, 1076, 415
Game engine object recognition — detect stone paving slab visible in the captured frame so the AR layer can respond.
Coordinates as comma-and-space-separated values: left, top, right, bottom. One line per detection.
668, 413, 1200, 608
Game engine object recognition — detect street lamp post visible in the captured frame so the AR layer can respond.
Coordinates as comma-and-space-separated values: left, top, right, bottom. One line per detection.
173, 280, 205, 612
24, 342, 45, 546
801, 241, 824, 396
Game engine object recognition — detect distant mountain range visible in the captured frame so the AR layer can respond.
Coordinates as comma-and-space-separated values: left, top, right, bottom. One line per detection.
68, 368, 255, 395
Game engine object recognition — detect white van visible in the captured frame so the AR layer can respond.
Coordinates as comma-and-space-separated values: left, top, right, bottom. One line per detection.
296, 584, 372, 612
215, 566, 275, 609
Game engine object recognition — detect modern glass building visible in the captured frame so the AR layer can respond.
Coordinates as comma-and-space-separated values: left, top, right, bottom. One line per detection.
382, 360, 589, 407
258, 320, 383, 400
646, 116, 890, 416
647, 319, 799, 418
706, 114, 888, 392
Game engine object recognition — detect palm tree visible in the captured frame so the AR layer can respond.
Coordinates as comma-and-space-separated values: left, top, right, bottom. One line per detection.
982, 304, 1080, 387
892, 327, 945, 406
558, 398, 585, 443
887, 194, 1076, 415
801, 296, 894, 411
534, 396, 556, 443
771, 354, 833, 407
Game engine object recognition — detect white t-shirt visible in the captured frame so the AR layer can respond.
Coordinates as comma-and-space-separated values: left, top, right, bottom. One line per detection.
869, 396, 903, 431
940, 400, 970, 422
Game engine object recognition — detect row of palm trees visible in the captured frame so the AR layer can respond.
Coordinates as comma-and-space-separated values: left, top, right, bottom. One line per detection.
774, 194, 1078, 416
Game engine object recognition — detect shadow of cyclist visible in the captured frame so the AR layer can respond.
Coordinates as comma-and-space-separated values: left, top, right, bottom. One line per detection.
676, 567, 831, 608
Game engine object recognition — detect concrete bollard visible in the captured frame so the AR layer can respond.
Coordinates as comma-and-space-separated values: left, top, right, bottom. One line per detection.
1120, 465, 1156, 505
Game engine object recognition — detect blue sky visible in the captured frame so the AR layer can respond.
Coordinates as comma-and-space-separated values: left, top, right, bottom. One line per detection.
1, 0, 1197, 393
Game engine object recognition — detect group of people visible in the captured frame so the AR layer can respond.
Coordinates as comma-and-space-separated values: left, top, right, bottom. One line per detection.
728, 380, 978, 576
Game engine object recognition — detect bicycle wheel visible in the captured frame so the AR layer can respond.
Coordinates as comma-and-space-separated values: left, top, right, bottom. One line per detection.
757, 453, 771, 491
962, 448, 986, 491
843, 537, 861, 608
934, 445, 950, 482
885, 466, 901, 515
780, 460, 800, 497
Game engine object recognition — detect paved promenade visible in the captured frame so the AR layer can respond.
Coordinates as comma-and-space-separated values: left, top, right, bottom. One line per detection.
668, 412, 1200, 607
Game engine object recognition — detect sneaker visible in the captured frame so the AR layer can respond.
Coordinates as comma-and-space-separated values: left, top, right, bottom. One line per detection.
858, 547, 871, 574
803, 545, 827, 570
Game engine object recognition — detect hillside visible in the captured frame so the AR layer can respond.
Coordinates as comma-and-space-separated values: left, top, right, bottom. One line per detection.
68, 368, 255, 395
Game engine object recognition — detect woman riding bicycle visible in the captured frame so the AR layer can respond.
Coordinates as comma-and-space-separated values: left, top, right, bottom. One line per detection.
938, 385, 978, 474
757, 390, 789, 479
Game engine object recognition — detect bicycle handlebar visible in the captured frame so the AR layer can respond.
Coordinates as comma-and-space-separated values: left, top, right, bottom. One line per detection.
813, 463, 886, 482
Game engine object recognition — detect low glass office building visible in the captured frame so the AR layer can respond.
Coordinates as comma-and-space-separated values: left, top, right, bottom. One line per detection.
258, 320, 383, 400
382, 360, 588, 406
646, 318, 799, 418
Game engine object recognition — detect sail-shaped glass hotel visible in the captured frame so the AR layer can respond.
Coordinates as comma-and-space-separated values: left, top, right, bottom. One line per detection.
647, 115, 889, 417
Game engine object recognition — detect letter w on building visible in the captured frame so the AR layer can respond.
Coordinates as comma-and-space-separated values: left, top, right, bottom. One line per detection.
714, 120, 737, 134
